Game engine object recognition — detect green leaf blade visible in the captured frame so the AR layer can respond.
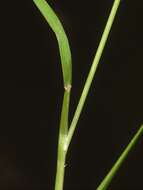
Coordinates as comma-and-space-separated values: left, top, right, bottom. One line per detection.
97, 125, 143, 190
33, 0, 72, 87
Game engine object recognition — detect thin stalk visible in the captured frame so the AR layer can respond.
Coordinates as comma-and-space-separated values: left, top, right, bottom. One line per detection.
54, 88, 71, 190
97, 125, 143, 190
55, 147, 66, 190
66, 0, 121, 150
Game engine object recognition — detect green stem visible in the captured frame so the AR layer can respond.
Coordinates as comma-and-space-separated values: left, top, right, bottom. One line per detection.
55, 88, 71, 190
66, 0, 121, 150
97, 125, 143, 190
55, 142, 66, 190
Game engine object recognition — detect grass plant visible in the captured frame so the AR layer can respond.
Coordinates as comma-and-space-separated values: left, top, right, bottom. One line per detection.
33, 0, 143, 189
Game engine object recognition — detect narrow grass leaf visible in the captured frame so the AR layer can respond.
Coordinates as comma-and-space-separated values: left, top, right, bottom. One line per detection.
97, 125, 143, 190
33, 0, 72, 87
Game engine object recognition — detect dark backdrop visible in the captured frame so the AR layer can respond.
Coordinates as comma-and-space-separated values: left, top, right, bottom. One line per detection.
0, 0, 143, 189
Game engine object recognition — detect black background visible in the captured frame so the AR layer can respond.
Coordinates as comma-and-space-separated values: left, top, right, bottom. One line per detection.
0, 0, 143, 189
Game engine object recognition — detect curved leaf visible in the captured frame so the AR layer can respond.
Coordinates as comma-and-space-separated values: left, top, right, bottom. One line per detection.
33, 0, 72, 87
